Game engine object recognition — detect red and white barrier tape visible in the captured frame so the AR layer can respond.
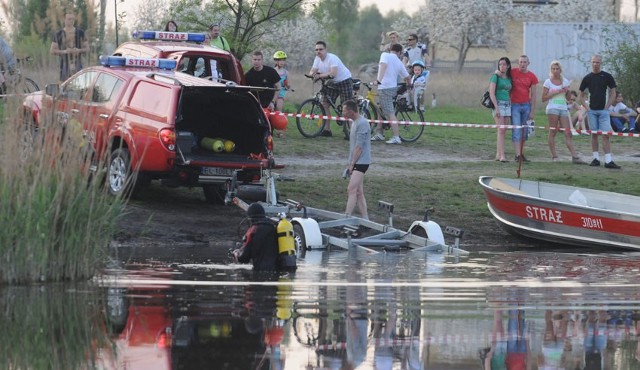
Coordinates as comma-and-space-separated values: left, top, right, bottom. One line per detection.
267, 111, 640, 138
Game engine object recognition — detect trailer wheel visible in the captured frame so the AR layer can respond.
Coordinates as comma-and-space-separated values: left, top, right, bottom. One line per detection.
293, 224, 307, 257
203, 185, 225, 204
410, 225, 427, 238
236, 185, 279, 203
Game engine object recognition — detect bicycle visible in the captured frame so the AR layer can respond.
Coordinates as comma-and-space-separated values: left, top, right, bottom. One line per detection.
0, 56, 40, 96
358, 82, 425, 143
296, 75, 371, 139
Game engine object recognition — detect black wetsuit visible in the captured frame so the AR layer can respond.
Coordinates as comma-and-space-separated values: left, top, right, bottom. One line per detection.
237, 218, 279, 271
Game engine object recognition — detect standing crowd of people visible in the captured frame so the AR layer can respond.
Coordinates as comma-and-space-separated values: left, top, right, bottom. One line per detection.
488, 53, 625, 169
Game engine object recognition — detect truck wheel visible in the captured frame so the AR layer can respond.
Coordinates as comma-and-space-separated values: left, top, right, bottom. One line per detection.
203, 185, 225, 204
108, 148, 132, 197
293, 224, 307, 257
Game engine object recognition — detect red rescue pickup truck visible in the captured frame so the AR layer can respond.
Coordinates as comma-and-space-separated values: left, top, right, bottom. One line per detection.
22, 56, 278, 203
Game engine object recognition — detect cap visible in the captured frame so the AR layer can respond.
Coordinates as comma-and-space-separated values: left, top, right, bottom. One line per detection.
247, 202, 266, 219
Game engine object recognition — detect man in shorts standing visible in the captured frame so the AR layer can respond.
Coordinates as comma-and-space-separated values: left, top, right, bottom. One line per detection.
578, 54, 621, 169
371, 43, 410, 144
308, 41, 353, 137
343, 100, 371, 221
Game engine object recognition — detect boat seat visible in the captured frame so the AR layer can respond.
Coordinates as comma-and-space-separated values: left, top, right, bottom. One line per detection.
489, 178, 526, 195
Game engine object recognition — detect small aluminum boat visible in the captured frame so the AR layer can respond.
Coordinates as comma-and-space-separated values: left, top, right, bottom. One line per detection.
479, 176, 640, 249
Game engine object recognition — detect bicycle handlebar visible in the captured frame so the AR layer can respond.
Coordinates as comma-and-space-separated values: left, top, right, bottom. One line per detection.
304, 74, 330, 83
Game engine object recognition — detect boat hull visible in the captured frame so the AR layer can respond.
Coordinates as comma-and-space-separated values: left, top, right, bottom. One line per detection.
479, 176, 640, 250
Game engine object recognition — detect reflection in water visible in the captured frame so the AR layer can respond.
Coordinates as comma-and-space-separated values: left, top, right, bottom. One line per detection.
7, 248, 640, 369
0, 284, 107, 369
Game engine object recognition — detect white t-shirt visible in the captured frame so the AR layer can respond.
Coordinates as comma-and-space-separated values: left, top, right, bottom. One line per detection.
403, 43, 427, 66
543, 78, 570, 111
311, 52, 352, 83
609, 102, 630, 114
378, 52, 409, 90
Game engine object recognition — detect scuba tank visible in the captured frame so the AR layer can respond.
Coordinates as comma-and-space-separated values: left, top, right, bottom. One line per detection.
276, 214, 297, 271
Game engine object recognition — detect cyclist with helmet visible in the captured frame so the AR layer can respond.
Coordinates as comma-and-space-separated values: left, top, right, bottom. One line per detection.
409, 60, 429, 111
273, 50, 290, 112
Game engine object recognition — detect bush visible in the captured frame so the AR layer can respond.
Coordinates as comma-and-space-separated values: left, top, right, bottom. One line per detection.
602, 24, 640, 105
0, 98, 125, 284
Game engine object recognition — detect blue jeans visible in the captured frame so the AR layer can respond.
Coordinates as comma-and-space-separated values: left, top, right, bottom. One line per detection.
511, 103, 531, 142
610, 116, 636, 132
587, 110, 612, 132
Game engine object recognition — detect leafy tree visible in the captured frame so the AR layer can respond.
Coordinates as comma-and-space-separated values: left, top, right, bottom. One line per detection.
132, 0, 169, 31
601, 23, 640, 105
427, 0, 512, 72
311, 0, 358, 61
167, 0, 305, 60
351, 5, 384, 65
1, 0, 98, 48
257, 14, 327, 70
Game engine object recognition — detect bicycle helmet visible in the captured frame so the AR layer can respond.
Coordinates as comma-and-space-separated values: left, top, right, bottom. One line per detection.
273, 50, 287, 60
411, 60, 426, 68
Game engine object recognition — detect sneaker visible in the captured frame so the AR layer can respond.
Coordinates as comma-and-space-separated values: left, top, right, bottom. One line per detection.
320, 130, 333, 137
515, 155, 530, 163
371, 133, 385, 141
604, 161, 621, 169
386, 136, 402, 144
589, 158, 601, 167
572, 157, 586, 165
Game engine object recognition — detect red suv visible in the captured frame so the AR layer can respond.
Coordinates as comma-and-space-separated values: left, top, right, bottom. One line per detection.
22, 56, 277, 203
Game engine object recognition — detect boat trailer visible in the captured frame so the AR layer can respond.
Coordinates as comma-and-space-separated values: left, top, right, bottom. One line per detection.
228, 170, 467, 256
225, 170, 469, 256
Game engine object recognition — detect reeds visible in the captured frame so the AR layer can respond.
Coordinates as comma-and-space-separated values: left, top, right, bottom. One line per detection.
0, 97, 124, 284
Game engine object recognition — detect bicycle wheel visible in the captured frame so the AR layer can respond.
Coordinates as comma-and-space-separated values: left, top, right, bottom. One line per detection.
296, 98, 326, 138
395, 106, 424, 143
361, 100, 378, 133
22, 78, 39, 94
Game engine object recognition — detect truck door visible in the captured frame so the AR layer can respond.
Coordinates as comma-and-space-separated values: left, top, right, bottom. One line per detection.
55, 71, 97, 148
89, 73, 126, 160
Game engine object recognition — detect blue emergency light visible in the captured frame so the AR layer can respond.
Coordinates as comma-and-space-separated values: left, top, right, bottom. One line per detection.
132, 30, 207, 43
99, 55, 178, 70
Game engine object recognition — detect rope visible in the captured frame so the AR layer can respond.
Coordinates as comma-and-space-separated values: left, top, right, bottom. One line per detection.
266, 111, 640, 137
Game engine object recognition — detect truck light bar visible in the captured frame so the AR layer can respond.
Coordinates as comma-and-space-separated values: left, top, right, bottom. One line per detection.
132, 30, 207, 43
99, 55, 177, 70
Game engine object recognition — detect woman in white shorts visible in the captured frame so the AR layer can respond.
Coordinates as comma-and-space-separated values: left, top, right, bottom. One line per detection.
542, 61, 585, 164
